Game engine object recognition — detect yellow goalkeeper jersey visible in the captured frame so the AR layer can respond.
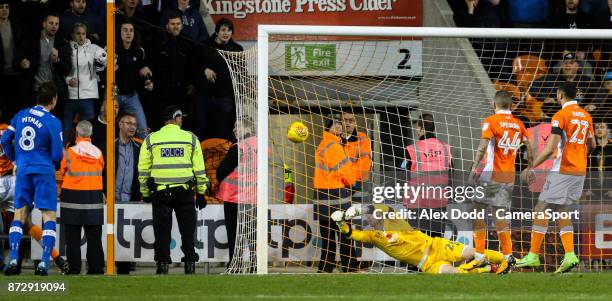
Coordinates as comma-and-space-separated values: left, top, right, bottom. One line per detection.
340, 224, 433, 267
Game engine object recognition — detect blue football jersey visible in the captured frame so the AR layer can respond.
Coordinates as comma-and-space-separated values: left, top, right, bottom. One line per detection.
0, 106, 63, 174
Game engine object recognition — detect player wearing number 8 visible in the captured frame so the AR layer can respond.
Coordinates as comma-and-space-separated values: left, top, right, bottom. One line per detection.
517, 82, 596, 273
0, 82, 64, 276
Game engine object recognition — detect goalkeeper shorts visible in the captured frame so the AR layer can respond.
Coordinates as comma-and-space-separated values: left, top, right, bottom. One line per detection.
420, 237, 465, 274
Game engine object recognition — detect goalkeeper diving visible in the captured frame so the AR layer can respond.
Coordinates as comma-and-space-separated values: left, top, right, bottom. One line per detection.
331, 204, 512, 274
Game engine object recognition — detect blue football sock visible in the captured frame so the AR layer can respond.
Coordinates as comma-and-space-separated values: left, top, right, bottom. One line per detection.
8, 220, 23, 263
41, 221, 56, 268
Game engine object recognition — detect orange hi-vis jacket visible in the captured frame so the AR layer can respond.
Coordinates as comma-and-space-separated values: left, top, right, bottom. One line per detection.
343, 131, 372, 182
527, 123, 553, 192
60, 137, 104, 191
0, 123, 14, 176
314, 131, 356, 193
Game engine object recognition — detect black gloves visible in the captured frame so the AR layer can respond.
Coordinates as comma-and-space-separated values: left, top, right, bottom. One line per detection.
195, 193, 207, 210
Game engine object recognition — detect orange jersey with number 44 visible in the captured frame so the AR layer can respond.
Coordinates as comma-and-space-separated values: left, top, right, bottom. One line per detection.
481, 110, 530, 183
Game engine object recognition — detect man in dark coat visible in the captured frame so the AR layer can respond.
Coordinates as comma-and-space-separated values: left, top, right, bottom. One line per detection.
16, 12, 71, 109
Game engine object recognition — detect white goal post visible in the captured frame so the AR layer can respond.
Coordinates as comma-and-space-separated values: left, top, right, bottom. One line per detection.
253, 25, 611, 275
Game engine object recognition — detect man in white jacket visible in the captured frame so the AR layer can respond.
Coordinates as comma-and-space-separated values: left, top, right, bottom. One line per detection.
63, 22, 106, 143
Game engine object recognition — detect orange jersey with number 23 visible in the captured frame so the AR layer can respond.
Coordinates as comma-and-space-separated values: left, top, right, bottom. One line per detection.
550, 100, 593, 175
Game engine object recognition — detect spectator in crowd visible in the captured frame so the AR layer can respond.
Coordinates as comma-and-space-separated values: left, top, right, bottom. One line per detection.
149, 11, 193, 129
114, 111, 141, 274
17, 12, 71, 107
586, 121, 612, 200
313, 114, 359, 273
584, 70, 612, 120
160, 0, 208, 43
115, 111, 141, 203
116, 20, 153, 138
194, 18, 243, 140
60, 0, 103, 45
450, 0, 504, 28
63, 22, 107, 141
216, 118, 257, 269
0, 0, 26, 123
117, 0, 145, 21
116, 0, 155, 50
549, 0, 589, 28
507, 0, 549, 27
401, 113, 453, 237
60, 120, 105, 274
530, 52, 597, 107
551, 49, 594, 78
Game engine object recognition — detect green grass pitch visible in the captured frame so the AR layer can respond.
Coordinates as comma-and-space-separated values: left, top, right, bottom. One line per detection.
2, 273, 612, 300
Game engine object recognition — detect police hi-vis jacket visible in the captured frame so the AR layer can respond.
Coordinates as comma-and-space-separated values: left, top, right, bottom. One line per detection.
138, 124, 208, 197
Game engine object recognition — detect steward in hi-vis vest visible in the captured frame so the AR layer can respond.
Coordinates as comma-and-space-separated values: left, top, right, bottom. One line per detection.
59, 120, 105, 275
402, 113, 453, 238
313, 114, 359, 273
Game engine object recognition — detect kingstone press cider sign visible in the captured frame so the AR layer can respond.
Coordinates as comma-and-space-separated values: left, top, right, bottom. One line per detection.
208, 0, 423, 76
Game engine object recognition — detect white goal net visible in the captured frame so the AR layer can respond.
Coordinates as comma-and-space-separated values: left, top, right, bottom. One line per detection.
221, 26, 612, 274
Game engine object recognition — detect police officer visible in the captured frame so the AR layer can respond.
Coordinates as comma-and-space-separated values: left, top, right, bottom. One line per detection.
138, 105, 208, 275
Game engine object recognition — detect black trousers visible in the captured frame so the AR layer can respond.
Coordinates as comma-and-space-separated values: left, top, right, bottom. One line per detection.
64, 224, 104, 274
223, 202, 257, 271
223, 202, 238, 264
151, 186, 198, 263
315, 203, 359, 273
